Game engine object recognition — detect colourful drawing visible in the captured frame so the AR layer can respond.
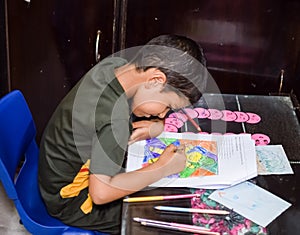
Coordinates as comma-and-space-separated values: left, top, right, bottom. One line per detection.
256, 145, 293, 175
142, 137, 218, 178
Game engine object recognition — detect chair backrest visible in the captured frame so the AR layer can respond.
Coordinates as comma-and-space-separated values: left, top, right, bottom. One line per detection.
0, 90, 36, 199
0, 90, 100, 235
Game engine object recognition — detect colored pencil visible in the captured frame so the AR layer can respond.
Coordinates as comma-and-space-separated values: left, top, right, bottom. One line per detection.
123, 193, 200, 202
180, 108, 202, 132
137, 220, 220, 235
133, 217, 210, 231
154, 206, 230, 215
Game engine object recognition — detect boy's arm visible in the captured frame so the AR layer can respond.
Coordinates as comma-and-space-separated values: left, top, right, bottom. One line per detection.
128, 119, 164, 145
88, 144, 185, 205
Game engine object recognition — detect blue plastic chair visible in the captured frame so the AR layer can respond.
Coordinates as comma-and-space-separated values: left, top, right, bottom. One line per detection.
0, 90, 107, 235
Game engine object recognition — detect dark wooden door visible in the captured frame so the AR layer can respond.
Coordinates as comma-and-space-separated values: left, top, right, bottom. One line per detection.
4, 0, 118, 142
123, 0, 300, 97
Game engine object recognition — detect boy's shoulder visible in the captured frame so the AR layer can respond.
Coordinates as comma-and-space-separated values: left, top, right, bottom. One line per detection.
98, 56, 128, 67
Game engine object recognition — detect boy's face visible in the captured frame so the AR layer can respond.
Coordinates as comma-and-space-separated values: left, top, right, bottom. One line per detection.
131, 82, 190, 119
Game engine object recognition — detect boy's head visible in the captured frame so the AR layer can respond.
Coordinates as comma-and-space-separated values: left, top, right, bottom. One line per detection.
131, 34, 208, 105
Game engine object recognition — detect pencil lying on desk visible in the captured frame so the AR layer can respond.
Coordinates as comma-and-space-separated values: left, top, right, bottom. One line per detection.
123, 193, 200, 202
140, 222, 220, 235
134, 217, 209, 231
154, 206, 230, 215
134, 218, 220, 235
180, 108, 202, 132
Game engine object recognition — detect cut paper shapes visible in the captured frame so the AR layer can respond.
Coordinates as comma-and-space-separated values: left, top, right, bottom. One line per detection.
194, 107, 210, 119
182, 108, 198, 119
168, 112, 188, 122
234, 111, 250, 122
165, 108, 263, 137
221, 110, 237, 121
251, 133, 270, 146
164, 124, 178, 132
169, 108, 261, 124
207, 109, 223, 120
246, 112, 261, 124
164, 117, 184, 128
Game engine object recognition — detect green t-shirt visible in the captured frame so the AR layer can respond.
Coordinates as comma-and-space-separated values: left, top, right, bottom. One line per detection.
38, 57, 131, 234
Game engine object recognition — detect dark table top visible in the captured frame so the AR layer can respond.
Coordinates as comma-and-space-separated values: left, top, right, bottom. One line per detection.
121, 94, 300, 235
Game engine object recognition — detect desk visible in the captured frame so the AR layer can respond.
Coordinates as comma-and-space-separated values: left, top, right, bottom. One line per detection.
121, 94, 300, 235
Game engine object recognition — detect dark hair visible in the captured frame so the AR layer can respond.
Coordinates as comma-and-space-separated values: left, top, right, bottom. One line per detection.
131, 35, 208, 104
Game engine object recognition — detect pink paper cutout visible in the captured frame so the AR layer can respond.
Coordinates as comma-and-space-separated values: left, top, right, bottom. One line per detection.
194, 108, 210, 119
165, 117, 184, 128
164, 124, 178, 132
168, 112, 188, 122
246, 112, 261, 124
183, 108, 198, 119
199, 132, 209, 134
221, 110, 237, 121
207, 109, 223, 120
251, 133, 270, 146
234, 111, 250, 122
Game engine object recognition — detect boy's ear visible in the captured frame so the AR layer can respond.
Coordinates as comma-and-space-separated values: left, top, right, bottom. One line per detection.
145, 68, 166, 88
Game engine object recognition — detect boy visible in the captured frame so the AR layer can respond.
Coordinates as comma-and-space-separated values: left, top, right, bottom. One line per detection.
38, 34, 208, 234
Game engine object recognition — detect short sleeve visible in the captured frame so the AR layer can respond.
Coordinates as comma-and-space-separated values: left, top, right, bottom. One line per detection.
89, 119, 130, 176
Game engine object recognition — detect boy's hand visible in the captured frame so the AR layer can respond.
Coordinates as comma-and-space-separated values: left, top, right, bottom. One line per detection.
128, 119, 164, 145
156, 144, 186, 177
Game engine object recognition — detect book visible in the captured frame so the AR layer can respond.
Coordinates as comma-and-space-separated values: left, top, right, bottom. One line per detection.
126, 132, 257, 189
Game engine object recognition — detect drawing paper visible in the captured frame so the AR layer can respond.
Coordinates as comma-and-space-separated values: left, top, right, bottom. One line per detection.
209, 181, 291, 227
126, 132, 257, 188
256, 145, 294, 175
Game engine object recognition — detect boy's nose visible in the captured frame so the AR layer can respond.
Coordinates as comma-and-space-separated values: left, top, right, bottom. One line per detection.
158, 113, 165, 118
158, 109, 169, 118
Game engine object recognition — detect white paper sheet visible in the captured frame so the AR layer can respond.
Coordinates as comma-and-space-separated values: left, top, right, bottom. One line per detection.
126, 132, 257, 189
256, 145, 294, 175
209, 181, 291, 227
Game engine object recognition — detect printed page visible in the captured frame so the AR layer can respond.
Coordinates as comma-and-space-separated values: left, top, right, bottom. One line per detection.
126, 132, 257, 188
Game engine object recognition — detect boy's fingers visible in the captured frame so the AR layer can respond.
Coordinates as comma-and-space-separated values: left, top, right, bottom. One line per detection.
132, 121, 147, 128
164, 144, 177, 152
175, 143, 186, 153
166, 144, 185, 153
176, 146, 184, 153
